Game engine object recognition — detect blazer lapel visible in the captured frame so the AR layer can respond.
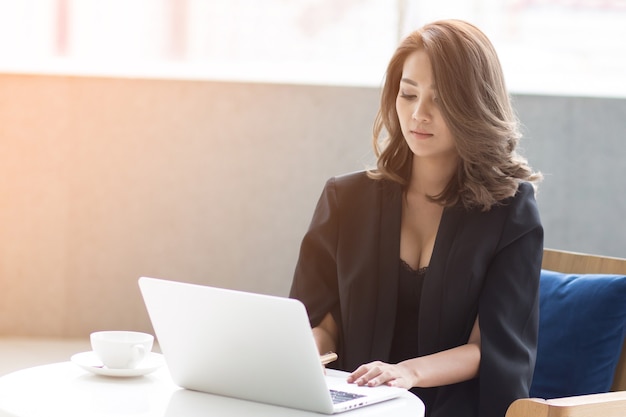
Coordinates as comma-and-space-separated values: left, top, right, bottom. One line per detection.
418, 205, 463, 355
369, 181, 402, 360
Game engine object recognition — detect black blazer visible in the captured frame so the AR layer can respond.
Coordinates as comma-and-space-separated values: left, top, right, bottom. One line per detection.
290, 171, 543, 417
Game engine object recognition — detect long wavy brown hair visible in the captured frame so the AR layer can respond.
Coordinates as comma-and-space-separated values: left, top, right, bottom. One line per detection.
369, 19, 541, 211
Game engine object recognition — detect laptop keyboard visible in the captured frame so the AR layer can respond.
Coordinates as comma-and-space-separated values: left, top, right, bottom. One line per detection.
330, 389, 366, 404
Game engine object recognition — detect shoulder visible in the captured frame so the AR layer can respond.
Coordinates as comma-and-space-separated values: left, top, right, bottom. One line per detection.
326, 170, 399, 197
513, 181, 537, 201
501, 182, 541, 223
493, 181, 543, 246
460, 182, 539, 219
319, 170, 402, 217
452, 182, 541, 245
329, 170, 375, 188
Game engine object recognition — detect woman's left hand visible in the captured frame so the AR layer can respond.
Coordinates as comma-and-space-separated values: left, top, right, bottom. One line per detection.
347, 361, 415, 389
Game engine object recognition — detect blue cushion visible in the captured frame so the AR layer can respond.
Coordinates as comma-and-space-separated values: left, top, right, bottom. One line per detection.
530, 269, 626, 398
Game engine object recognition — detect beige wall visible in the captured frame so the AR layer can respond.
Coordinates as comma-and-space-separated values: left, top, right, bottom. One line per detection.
0, 73, 378, 337
2, 73, 625, 338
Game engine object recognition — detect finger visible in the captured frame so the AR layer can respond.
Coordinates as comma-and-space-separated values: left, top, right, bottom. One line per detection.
365, 368, 393, 387
346, 365, 369, 383
385, 378, 400, 388
347, 361, 389, 385
355, 365, 386, 386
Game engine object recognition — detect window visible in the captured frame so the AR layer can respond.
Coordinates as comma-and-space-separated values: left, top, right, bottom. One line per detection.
0, 0, 624, 96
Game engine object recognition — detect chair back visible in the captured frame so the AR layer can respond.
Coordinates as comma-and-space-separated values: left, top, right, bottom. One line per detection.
542, 248, 626, 391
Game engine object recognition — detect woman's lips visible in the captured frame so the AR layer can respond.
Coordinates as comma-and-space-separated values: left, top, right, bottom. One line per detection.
411, 130, 433, 139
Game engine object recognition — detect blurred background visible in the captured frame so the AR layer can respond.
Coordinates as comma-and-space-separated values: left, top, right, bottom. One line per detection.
0, 0, 625, 343
0, 0, 625, 96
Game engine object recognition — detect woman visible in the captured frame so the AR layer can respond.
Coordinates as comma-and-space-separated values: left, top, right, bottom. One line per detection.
290, 19, 543, 417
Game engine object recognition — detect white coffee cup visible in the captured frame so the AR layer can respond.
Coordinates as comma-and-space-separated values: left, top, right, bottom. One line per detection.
90, 331, 154, 369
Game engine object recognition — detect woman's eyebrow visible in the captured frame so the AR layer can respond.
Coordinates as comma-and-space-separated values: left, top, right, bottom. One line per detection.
400, 78, 436, 90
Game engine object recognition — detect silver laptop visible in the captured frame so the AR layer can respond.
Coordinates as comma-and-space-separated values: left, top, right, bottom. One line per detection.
138, 277, 405, 414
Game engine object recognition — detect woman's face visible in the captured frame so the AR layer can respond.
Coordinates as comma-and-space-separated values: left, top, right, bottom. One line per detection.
395, 49, 457, 162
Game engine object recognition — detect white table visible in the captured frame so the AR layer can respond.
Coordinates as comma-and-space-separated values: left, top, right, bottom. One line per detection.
0, 361, 424, 417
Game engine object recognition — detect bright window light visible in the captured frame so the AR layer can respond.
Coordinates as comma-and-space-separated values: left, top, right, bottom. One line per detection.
0, 0, 623, 97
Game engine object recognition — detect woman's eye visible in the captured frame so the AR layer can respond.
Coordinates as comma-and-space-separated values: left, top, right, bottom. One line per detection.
399, 91, 417, 100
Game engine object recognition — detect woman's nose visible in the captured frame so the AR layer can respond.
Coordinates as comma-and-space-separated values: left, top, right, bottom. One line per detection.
412, 101, 430, 121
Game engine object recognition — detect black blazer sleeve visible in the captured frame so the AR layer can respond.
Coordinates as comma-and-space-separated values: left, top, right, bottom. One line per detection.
289, 176, 341, 330
477, 182, 543, 417
289, 172, 402, 370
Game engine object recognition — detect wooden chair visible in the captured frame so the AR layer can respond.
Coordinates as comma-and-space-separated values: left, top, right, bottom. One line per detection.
506, 248, 626, 417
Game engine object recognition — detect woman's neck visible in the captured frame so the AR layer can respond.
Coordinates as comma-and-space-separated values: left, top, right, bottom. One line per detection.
407, 155, 459, 198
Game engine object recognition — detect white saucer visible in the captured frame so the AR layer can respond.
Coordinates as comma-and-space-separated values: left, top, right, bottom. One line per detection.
71, 351, 165, 377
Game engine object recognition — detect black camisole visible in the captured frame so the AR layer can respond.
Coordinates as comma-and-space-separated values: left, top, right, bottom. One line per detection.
389, 260, 427, 363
